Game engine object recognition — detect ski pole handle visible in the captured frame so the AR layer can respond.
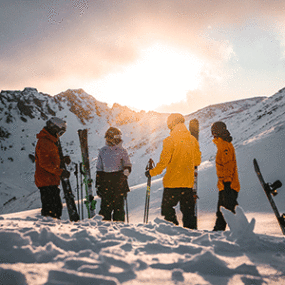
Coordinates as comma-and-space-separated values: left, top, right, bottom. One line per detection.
146, 158, 155, 171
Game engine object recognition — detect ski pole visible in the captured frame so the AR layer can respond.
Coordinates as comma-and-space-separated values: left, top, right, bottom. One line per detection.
80, 162, 84, 220
143, 158, 154, 224
74, 163, 80, 219
125, 196, 129, 223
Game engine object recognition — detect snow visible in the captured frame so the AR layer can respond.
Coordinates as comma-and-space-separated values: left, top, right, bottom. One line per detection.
1, 88, 285, 284
1, 206, 285, 285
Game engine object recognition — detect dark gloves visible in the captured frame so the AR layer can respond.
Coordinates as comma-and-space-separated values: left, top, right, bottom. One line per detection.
145, 170, 151, 178
61, 169, 70, 179
63, 156, 71, 165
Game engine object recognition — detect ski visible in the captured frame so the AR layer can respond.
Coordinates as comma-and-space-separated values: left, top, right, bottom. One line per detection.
57, 139, 79, 222
189, 118, 199, 229
78, 129, 96, 218
143, 158, 154, 224
253, 158, 285, 235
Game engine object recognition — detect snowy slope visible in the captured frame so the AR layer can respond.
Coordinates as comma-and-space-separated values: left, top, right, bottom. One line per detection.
1, 86, 285, 231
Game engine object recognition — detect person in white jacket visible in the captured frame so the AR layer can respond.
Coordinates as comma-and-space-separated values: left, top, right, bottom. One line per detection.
96, 127, 132, 222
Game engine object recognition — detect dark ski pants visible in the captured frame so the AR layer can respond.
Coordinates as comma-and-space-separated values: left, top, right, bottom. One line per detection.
39, 185, 62, 219
213, 182, 238, 231
99, 190, 125, 222
161, 188, 196, 229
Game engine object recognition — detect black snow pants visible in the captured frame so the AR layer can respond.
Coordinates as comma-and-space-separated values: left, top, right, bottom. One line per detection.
161, 188, 196, 229
39, 185, 62, 219
97, 171, 129, 222
213, 182, 238, 231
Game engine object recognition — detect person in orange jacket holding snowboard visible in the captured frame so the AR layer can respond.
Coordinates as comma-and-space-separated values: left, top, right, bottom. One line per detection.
211, 121, 240, 231
145, 113, 201, 229
35, 117, 70, 219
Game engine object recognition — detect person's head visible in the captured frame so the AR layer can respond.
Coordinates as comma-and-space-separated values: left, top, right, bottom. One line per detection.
211, 121, 232, 142
45, 117, 67, 138
105, 127, 122, 146
167, 113, 185, 131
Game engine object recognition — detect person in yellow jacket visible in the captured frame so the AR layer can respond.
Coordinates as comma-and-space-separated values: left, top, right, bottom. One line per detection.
211, 121, 240, 231
145, 113, 201, 228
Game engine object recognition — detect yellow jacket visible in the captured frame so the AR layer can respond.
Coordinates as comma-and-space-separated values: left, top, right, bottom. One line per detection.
150, 123, 201, 188
213, 137, 240, 192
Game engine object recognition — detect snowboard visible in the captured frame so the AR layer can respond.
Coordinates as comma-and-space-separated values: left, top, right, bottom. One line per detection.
253, 158, 285, 235
78, 129, 96, 218
189, 118, 199, 229
58, 139, 80, 222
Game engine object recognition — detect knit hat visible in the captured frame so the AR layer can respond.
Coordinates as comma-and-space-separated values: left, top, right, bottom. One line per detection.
105, 127, 122, 146
167, 113, 185, 130
211, 121, 232, 142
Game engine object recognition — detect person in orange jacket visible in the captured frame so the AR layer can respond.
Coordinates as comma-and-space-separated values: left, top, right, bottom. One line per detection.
35, 117, 70, 219
211, 121, 240, 231
145, 113, 201, 228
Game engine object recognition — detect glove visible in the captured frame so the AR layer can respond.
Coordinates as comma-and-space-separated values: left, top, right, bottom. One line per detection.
123, 168, 130, 177
61, 169, 70, 179
89, 195, 94, 201
63, 156, 71, 165
145, 170, 151, 178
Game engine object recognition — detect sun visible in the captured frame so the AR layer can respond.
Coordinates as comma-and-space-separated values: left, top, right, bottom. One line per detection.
84, 43, 204, 111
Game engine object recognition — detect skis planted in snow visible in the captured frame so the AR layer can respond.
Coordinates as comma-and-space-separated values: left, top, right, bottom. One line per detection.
78, 129, 96, 218
253, 158, 285, 235
189, 118, 199, 229
58, 139, 79, 222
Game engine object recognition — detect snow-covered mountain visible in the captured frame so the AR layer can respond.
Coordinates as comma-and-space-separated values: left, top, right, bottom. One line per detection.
1, 86, 285, 221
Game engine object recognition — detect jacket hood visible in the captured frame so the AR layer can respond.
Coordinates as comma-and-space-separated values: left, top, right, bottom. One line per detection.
36, 128, 58, 143
105, 141, 123, 149
170, 123, 189, 137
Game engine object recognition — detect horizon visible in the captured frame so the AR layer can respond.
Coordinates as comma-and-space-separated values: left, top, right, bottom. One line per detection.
0, 86, 272, 116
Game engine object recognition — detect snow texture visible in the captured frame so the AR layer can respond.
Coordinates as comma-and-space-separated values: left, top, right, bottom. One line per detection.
0, 208, 285, 284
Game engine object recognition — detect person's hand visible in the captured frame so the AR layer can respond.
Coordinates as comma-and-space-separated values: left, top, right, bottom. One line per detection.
145, 170, 151, 178
63, 156, 71, 165
89, 195, 94, 201
124, 169, 130, 177
61, 169, 70, 179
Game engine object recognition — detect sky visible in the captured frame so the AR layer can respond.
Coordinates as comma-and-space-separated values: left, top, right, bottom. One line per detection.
1, 0, 285, 114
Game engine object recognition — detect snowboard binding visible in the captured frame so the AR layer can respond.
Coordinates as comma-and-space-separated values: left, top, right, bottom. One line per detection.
268, 180, 282, 196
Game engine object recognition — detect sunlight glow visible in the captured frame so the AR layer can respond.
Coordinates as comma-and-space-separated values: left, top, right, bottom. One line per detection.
85, 44, 204, 111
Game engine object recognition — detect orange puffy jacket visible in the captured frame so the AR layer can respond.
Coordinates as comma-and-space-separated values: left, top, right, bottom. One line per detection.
150, 123, 201, 188
213, 137, 240, 192
35, 128, 63, 188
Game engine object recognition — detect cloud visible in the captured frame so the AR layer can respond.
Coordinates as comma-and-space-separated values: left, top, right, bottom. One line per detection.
1, 0, 285, 107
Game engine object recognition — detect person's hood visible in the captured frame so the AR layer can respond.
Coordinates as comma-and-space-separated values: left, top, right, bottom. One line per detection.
170, 123, 190, 138
36, 128, 58, 143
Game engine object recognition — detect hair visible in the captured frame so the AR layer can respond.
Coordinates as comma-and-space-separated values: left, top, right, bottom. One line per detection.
211, 121, 232, 142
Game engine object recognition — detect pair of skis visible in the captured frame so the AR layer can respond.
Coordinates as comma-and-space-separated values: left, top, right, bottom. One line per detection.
58, 129, 96, 221
78, 129, 97, 219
